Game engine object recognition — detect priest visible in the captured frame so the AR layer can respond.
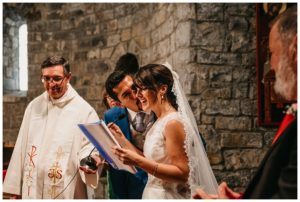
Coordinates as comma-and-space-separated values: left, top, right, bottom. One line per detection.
3, 56, 101, 199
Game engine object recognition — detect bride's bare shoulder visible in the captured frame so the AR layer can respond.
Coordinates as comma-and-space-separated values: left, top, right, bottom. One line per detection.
164, 119, 185, 137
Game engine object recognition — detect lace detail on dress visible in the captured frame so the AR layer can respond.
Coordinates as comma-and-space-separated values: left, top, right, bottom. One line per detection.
165, 62, 218, 196
159, 112, 203, 198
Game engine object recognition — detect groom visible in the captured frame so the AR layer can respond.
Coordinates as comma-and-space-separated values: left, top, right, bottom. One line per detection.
104, 67, 155, 198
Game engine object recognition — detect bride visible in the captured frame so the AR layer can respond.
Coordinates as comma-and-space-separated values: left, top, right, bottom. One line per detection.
109, 63, 218, 199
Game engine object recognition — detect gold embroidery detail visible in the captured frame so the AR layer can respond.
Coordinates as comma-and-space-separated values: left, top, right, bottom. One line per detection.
55, 146, 65, 161
25, 145, 37, 196
48, 162, 63, 183
48, 146, 65, 198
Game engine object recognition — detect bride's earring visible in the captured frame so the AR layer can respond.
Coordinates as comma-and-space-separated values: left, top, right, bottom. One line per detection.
161, 94, 164, 104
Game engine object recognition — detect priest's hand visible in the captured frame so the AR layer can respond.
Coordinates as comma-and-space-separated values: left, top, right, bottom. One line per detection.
79, 155, 107, 174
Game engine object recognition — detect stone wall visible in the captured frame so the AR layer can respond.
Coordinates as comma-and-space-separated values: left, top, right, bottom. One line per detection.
3, 3, 277, 197
192, 4, 276, 191
3, 6, 26, 92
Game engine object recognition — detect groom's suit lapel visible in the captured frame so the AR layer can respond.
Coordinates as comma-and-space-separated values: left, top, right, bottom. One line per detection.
123, 108, 133, 141
116, 107, 132, 142
105, 106, 132, 142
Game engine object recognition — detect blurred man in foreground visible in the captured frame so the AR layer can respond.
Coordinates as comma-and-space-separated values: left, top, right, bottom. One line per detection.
193, 6, 297, 199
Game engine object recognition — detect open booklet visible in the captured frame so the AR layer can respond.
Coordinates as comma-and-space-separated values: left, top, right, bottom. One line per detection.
78, 120, 137, 174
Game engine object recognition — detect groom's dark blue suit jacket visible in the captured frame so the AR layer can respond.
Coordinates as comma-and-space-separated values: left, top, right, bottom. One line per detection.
104, 106, 147, 199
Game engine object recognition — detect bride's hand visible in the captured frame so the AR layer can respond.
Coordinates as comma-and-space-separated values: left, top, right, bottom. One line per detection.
107, 123, 122, 135
108, 123, 127, 142
112, 146, 141, 166
108, 123, 139, 152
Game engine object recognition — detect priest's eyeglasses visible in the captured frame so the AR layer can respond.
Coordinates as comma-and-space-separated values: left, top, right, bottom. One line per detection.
41, 75, 66, 84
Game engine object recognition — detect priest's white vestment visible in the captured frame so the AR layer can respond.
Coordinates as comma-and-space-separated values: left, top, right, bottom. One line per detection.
3, 85, 99, 199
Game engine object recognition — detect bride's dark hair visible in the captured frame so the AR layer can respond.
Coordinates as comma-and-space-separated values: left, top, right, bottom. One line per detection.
134, 64, 178, 110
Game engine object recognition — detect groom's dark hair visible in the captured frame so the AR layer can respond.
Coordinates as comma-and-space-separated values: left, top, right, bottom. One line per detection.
105, 70, 128, 102
114, 52, 139, 75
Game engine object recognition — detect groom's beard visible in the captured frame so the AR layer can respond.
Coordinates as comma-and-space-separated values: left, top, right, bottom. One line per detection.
273, 53, 297, 101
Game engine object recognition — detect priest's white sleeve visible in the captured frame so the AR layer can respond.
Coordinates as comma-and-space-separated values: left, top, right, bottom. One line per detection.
3, 103, 32, 196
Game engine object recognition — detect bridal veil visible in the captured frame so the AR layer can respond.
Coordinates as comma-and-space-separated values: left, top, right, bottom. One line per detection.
163, 62, 218, 196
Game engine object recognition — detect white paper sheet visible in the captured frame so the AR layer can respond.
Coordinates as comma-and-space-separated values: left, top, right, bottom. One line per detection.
78, 120, 137, 174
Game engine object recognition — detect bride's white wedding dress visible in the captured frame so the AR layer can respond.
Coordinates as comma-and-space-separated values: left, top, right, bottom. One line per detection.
142, 112, 189, 199
141, 62, 218, 199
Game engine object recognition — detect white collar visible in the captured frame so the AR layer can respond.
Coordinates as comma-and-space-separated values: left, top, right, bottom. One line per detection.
127, 108, 137, 121
44, 83, 77, 107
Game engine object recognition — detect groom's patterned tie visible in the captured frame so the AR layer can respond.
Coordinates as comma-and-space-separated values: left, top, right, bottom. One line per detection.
132, 112, 146, 133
